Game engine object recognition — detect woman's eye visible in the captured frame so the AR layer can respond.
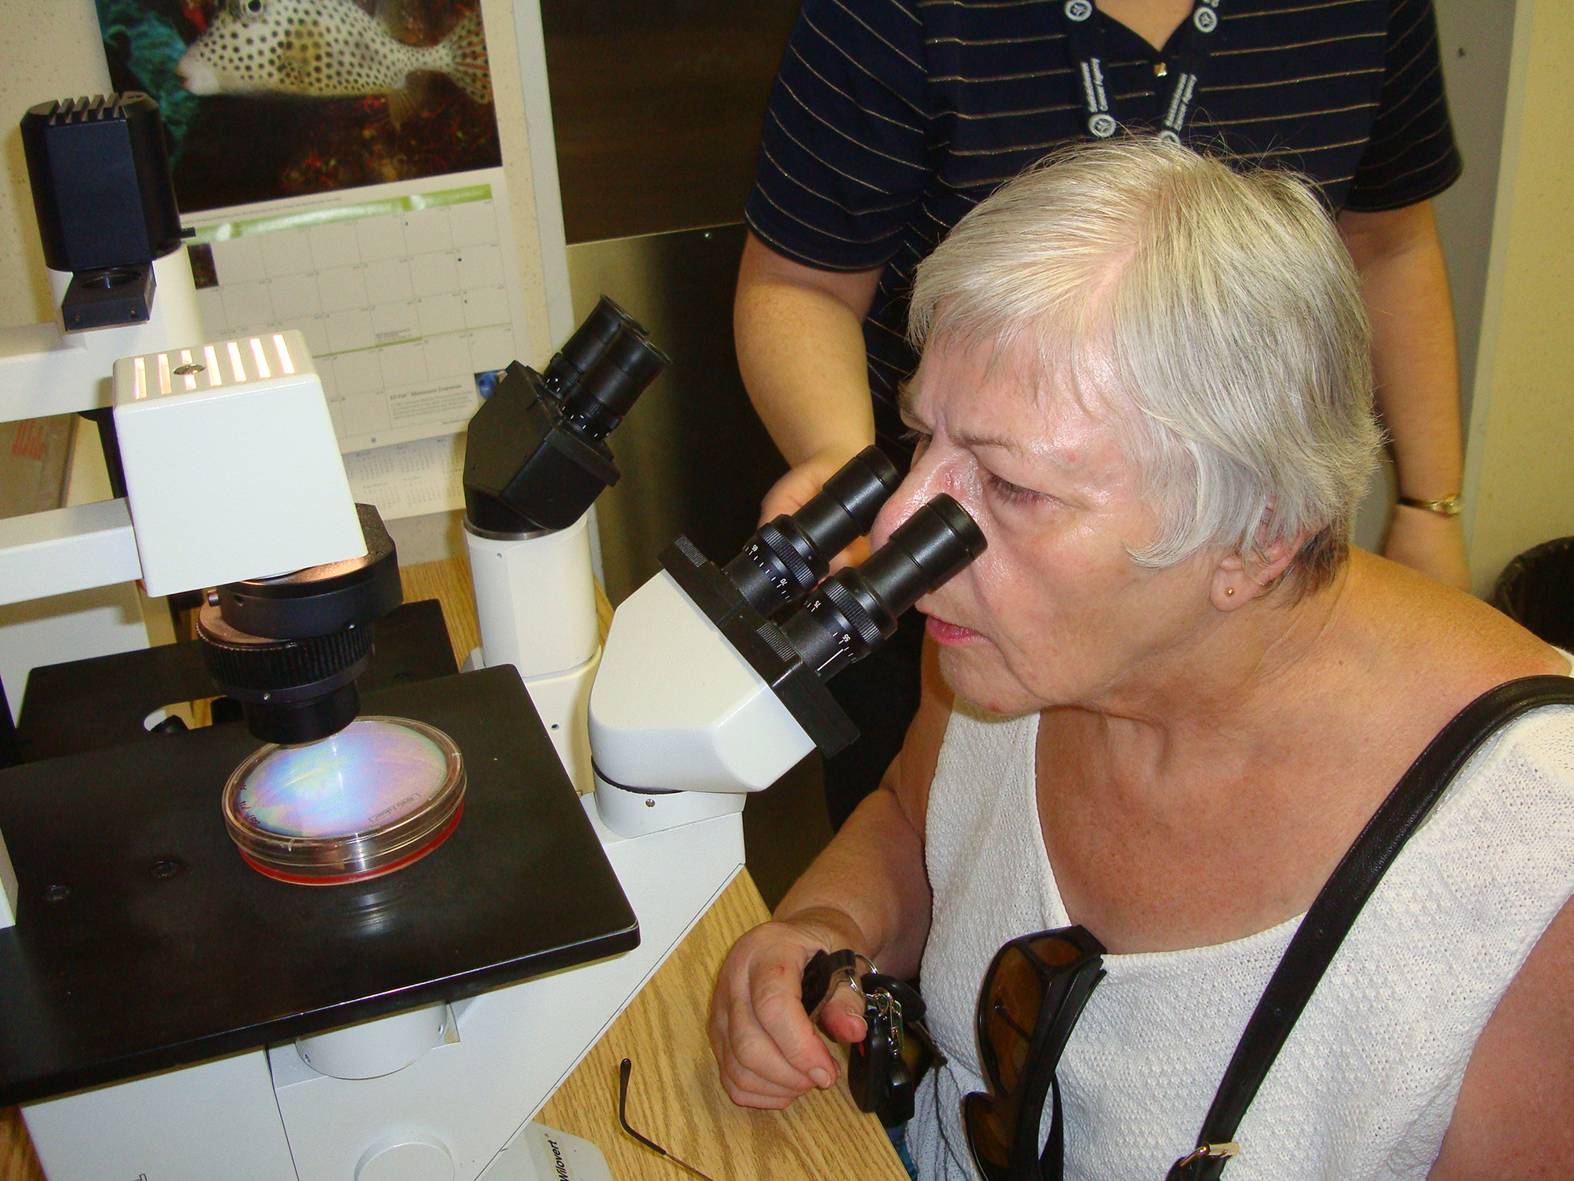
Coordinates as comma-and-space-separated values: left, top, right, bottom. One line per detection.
900, 427, 930, 456
985, 472, 1046, 506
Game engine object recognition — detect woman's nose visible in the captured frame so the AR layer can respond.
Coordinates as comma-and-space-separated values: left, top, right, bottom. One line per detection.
869, 463, 942, 551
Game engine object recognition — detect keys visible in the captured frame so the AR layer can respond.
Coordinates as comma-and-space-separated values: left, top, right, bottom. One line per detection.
800, 948, 864, 1016
801, 952, 946, 1127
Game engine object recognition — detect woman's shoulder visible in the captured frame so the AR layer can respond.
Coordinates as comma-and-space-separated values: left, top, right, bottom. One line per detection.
1349, 553, 1570, 697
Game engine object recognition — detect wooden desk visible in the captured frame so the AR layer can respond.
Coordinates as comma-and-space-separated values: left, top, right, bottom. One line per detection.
0, 1111, 38, 1181
2, 560, 905, 1180
400, 557, 485, 668
540, 872, 906, 1181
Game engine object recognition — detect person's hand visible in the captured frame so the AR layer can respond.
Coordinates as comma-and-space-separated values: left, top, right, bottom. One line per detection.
708, 916, 872, 1110
760, 450, 873, 572
1385, 503, 1471, 591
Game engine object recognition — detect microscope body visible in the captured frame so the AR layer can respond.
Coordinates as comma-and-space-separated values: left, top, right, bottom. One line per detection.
462, 305, 668, 791
0, 95, 368, 927
588, 451, 987, 839
0, 98, 209, 733
590, 563, 816, 835
466, 512, 602, 787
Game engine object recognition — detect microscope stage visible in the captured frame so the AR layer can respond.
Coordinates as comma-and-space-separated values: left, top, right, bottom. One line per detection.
0, 664, 639, 1107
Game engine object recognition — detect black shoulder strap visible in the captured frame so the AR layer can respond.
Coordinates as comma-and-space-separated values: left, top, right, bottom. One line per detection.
1168, 675, 1574, 1181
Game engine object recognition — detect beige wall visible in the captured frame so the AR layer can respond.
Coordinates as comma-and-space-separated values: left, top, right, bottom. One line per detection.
0, 0, 554, 366
1462, 0, 1574, 596
0, 1, 110, 327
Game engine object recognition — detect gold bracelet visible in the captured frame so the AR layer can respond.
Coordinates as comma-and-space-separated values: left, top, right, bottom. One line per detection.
1397, 492, 1463, 517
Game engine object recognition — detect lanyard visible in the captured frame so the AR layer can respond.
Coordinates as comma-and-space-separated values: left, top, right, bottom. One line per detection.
1062, 0, 1223, 141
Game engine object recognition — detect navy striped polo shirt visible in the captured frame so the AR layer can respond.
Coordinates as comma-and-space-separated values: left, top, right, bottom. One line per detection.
745, 0, 1462, 450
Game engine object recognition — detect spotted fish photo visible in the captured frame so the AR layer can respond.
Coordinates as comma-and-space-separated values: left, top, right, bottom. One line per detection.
97, 0, 502, 211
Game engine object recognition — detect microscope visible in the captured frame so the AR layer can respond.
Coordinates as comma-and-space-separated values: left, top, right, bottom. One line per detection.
0, 94, 374, 922
0, 94, 207, 723
0, 94, 424, 897
463, 296, 669, 791
590, 450, 985, 836
0, 94, 989, 1181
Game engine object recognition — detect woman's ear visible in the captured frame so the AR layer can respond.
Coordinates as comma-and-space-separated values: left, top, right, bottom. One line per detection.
1209, 509, 1304, 611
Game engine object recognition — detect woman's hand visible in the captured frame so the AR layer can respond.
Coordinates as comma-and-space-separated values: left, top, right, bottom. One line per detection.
708, 917, 872, 1110
706, 711, 944, 1111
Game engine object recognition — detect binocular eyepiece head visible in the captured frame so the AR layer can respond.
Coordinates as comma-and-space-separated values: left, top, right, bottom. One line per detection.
713, 446, 987, 688
543, 296, 671, 440
782, 494, 986, 683
722, 446, 901, 617
463, 296, 669, 534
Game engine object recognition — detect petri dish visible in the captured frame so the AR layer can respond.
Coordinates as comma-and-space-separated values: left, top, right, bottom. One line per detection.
222, 715, 465, 885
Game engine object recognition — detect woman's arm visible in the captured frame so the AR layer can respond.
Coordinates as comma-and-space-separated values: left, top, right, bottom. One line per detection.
1429, 898, 1574, 1178
707, 639, 951, 1107
1337, 200, 1470, 590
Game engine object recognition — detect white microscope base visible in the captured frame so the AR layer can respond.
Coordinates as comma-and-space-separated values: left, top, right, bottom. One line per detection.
464, 646, 599, 796
20, 801, 746, 1181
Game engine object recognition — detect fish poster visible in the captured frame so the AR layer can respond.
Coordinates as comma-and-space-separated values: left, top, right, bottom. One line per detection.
96, 0, 502, 213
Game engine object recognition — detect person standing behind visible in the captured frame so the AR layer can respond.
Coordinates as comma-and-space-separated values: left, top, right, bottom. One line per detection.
737, 0, 1473, 826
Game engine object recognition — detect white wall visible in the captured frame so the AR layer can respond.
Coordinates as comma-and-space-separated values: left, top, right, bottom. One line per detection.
1462, 0, 1574, 596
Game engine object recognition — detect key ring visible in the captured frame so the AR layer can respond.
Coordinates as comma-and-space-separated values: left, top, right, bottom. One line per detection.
801, 948, 879, 1017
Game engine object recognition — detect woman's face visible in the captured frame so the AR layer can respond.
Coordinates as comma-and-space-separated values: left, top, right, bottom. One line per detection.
869, 332, 1215, 717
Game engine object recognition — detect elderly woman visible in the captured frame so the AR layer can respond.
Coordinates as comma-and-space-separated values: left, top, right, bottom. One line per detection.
707, 139, 1571, 1180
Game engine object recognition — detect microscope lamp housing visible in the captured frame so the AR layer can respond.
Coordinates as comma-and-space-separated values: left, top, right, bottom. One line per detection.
111, 330, 365, 596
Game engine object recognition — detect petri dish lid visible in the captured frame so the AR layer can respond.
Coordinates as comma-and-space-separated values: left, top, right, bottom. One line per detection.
222, 715, 465, 885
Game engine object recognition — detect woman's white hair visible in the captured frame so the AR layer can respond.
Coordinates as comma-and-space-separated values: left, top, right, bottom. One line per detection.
907, 137, 1380, 593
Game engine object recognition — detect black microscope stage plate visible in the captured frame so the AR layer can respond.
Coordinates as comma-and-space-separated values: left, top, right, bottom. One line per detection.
0, 664, 639, 1107
14, 598, 458, 763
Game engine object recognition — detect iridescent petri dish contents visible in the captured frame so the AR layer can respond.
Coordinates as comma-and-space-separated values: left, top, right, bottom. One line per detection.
222, 716, 465, 885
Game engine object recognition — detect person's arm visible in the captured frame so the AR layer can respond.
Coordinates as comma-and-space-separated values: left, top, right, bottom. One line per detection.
1337, 200, 1471, 590
735, 232, 885, 526
1429, 898, 1574, 1178
707, 640, 951, 1108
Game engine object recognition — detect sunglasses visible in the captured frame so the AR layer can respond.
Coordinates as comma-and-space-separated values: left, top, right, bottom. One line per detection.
963, 925, 1107, 1181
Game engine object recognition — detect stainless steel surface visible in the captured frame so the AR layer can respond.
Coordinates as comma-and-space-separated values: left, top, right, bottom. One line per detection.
568, 225, 786, 605
540, 1, 800, 244
545, 1, 837, 882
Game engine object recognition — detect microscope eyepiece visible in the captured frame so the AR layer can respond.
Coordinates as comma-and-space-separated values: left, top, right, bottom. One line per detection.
559, 320, 671, 439
464, 297, 668, 532
542, 296, 671, 441
542, 295, 632, 394
781, 494, 986, 682
627, 488, 981, 787
722, 446, 901, 616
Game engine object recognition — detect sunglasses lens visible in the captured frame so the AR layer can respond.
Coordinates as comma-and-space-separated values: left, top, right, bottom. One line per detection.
984, 943, 1052, 1093
968, 929, 1102, 1181
962, 1091, 1014, 1179
1027, 930, 1089, 968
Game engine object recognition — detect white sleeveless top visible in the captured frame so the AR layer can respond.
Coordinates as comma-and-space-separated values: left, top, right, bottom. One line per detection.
910, 694, 1574, 1180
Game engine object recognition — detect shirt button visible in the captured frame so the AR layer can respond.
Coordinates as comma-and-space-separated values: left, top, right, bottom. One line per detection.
1154, 61, 1168, 77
